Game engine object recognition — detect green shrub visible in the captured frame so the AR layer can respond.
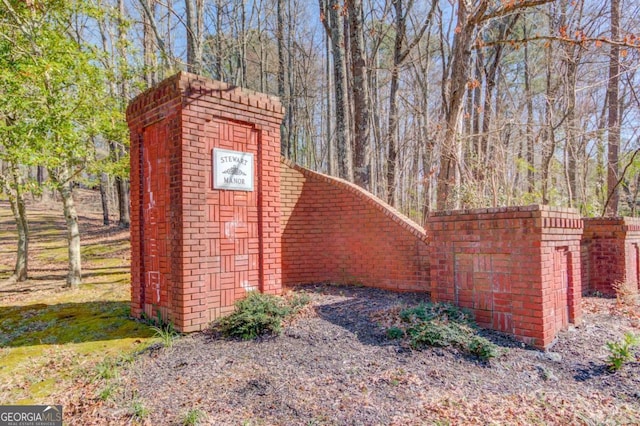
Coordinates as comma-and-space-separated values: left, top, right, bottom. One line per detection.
468, 335, 499, 360
289, 293, 311, 312
181, 408, 207, 425
386, 327, 404, 340
387, 302, 498, 361
131, 400, 149, 420
606, 332, 640, 371
217, 291, 308, 340
407, 320, 469, 349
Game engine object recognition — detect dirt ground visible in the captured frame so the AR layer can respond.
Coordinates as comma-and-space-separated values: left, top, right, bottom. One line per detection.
75, 285, 640, 426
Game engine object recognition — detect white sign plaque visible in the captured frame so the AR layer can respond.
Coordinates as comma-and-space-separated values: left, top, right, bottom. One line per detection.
213, 148, 254, 191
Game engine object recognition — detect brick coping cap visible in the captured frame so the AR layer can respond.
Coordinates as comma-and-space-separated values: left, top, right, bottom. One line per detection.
583, 216, 640, 223
281, 158, 428, 243
127, 71, 284, 117
428, 204, 580, 217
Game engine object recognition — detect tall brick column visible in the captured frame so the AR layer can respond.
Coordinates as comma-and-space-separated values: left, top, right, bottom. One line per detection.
127, 72, 284, 332
427, 206, 583, 349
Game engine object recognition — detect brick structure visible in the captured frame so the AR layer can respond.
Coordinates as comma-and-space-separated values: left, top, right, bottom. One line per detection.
127, 72, 283, 332
582, 217, 640, 296
426, 206, 583, 349
280, 159, 430, 292
128, 73, 638, 350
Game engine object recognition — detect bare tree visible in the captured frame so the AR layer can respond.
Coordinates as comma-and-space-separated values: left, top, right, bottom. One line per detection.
185, 0, 204, 73
320, 0, 353, 180
605, 0, 621, 216
347, 0, 371, 188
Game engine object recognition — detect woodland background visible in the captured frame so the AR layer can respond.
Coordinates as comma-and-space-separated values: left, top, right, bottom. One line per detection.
1, 0, 640, 285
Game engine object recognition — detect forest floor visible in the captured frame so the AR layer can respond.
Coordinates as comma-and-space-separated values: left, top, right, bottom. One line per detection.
0, 191, 639, 425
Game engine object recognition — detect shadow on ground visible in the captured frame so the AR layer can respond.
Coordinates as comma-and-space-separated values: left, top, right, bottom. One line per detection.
307, 284, 430, 346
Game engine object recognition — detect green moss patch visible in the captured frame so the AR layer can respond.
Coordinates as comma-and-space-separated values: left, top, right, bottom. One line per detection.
0, 301, 153, 347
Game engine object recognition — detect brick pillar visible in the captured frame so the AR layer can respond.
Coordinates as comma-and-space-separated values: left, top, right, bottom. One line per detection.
127, 72, 284, 332
426, 206, 583, 349
582, 217, 640, 296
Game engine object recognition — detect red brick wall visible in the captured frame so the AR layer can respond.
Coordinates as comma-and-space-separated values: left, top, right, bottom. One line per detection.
582, 217, 640, 296
127, 72, 284, 332
426, 206, 583, 349
280, 159, 430, 292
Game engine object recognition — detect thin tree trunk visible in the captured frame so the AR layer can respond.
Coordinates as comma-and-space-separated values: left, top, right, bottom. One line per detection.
117, 0, 131, 228
348, 0, 370, 189
100, 173, 110, 226
4, 164, 29, 282
324, 0, 353, 180
437, 2, 474, 211
215, 0, 223, 80
541, 38, 555, 205
605, 0, 620, 217
117, 176, 130, 228
185, 0, 204, 74
524, 22, 535, 193
59, 180, 82, 287
388, 0, 436, 206
142, 0, 156, 86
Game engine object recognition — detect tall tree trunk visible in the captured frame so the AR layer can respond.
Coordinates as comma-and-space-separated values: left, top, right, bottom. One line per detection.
3, 164, 29, 282
116, 177, 130, 227
100, 173, 110, 226
215, 0, 223, 80
142, 0, 156, 86
185, 0, 204, 74
437, 2, 475, 211
386, 0, 404, 206
387, 0, 436, 206
286, 0, 295, 159
524, 22, 535, 193
277, 0, 285, 111
605, 0, 620, 217
348, 0, 370, 189
117, 0, 131, 228
541, 35, 555, 205
566, 58, 578, 208
58, 179, 82, 287
325, 0, 353, 180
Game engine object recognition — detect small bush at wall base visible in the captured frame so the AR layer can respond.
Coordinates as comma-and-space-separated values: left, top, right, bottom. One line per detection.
150, 322, 178, 348
606, 332, 640, 371
131, 400, 149, 420
181, 408, 207, 425
387, 302, 499, 361
216, 291, 309, 340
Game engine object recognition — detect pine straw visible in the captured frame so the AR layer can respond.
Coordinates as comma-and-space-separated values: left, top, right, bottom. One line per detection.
67, 284, 640, 426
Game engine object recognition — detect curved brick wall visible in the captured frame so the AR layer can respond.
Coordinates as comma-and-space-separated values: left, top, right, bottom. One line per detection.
280, 159, 430, 292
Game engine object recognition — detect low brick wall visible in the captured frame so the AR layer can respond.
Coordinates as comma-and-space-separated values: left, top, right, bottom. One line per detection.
426, 206, 583, 349
280, 159, 430, 292
582, 217, 640, 296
